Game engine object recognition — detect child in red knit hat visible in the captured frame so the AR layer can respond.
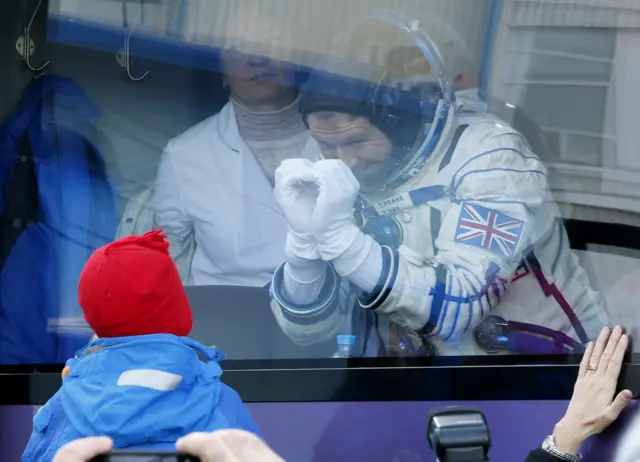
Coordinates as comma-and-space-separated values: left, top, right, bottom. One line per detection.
22, 230, 260, 462
78, 228, 193, 338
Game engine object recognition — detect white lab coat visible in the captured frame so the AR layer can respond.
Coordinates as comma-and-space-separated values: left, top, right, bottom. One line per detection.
117, 187, 155, 238
116, 186, 197, 284
152, 102, 318, 287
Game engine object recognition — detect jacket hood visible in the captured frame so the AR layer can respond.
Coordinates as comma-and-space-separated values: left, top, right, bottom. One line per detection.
0, 75, 101, 145
60, 334, 226, 448
0, 75, 102, 212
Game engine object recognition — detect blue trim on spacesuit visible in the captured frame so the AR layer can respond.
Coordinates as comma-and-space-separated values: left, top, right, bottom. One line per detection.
462, 272, 489, 318
358, 246, 399, 311
271, 261, 341, 325
452, 146, 539, 188
361, 185, 447, 221
455, 168, 546, 193
462, 281, 480, 336
443, 271, 464, 341
430, 274, 500, 304
429, 262, 506, 338
441, 264, 508, 341
409, 186, 448, 207
466, 198, 539, 216
438, 271, 454, 339
427, 265, 447, 332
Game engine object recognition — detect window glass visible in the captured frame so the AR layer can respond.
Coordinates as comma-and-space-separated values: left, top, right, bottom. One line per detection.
1, 0, 638, 364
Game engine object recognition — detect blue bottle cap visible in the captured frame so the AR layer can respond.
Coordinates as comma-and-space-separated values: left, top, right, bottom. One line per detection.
337, 335, 356, 346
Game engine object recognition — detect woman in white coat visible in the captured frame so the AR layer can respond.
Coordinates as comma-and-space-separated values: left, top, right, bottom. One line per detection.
150, 7, 318, 287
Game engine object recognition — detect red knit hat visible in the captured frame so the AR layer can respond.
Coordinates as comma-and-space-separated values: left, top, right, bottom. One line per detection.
78, 229, 193, 338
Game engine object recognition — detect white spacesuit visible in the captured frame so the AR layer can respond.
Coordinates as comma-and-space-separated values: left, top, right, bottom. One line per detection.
269, 10, 611, 357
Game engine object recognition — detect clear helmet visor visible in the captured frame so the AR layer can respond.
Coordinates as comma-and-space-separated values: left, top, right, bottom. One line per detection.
301, 10, 458, 191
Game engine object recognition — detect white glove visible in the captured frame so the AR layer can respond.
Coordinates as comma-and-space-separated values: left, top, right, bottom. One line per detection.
274, 159, 320, 261
312, 159, 361, 261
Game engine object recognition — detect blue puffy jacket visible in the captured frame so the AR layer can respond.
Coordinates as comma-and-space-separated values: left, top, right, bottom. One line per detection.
22, 335, 261, 461
0, 75, 117, 364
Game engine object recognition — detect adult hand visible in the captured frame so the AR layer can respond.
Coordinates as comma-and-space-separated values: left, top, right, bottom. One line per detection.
553, 325, 633, 453
312, 159, 361, 261
52, 436, 113, 462
177, 429, 284, 462
274, 159, 320, 261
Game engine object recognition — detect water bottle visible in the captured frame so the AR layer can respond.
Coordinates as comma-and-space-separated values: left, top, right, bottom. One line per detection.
331, 334, 356, 358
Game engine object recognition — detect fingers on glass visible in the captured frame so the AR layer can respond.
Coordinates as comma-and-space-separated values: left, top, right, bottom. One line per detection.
605, 330, 628, 376
579, 341, 595, 377
598, 325, 623, 375
587, 326, 611, 372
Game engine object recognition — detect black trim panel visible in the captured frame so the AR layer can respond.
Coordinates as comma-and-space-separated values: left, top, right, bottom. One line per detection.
4, 362, 640, 405
564, 219, 640, 251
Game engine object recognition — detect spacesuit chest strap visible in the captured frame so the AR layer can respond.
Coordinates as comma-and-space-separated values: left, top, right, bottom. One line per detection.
524, 253, 590, 344
359, 184, 449, 219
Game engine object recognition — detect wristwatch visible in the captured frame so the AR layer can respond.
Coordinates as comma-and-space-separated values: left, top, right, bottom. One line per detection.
541, 435, 582, 461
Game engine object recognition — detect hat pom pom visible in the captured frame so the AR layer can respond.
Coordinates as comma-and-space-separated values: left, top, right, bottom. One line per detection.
104, 229, 170, 255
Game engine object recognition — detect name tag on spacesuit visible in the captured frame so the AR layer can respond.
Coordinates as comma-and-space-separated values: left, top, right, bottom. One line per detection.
373, 193, 413, 215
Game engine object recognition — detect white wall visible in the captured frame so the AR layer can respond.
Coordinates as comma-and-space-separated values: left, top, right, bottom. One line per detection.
489, 0, 640, 227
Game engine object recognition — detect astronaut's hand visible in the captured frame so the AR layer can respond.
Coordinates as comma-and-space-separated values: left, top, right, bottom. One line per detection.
312, 159, 361, 260
274, 159, 320, 261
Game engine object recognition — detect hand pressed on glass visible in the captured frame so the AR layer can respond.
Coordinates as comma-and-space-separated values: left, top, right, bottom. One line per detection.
553, 326, 633, 454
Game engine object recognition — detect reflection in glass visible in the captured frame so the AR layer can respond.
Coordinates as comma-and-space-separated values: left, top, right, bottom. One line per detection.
1, 0, 639, 364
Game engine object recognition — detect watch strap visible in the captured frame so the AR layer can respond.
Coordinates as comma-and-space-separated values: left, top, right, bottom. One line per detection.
541, 435, 582, 461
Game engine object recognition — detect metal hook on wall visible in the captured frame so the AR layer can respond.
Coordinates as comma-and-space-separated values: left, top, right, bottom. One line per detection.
16, 0, 51, 72
116, 24, 150, 81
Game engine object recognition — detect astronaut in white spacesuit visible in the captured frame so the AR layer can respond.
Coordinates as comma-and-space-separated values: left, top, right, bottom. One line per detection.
269, 11, 611, 357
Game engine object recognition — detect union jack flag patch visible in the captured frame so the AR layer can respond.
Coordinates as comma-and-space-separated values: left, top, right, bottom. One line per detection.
454, 202, 525, 257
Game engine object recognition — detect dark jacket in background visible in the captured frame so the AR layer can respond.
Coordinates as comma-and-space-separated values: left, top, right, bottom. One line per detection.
525, 448, 563, 462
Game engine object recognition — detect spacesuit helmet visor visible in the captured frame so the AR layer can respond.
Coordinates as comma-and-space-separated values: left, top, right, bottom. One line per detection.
300, 10, 456, 191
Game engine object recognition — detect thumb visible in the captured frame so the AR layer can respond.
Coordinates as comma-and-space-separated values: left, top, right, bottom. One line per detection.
177, 432, 229, 461
52, 436, 113, 462
605, 389, 633, 423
